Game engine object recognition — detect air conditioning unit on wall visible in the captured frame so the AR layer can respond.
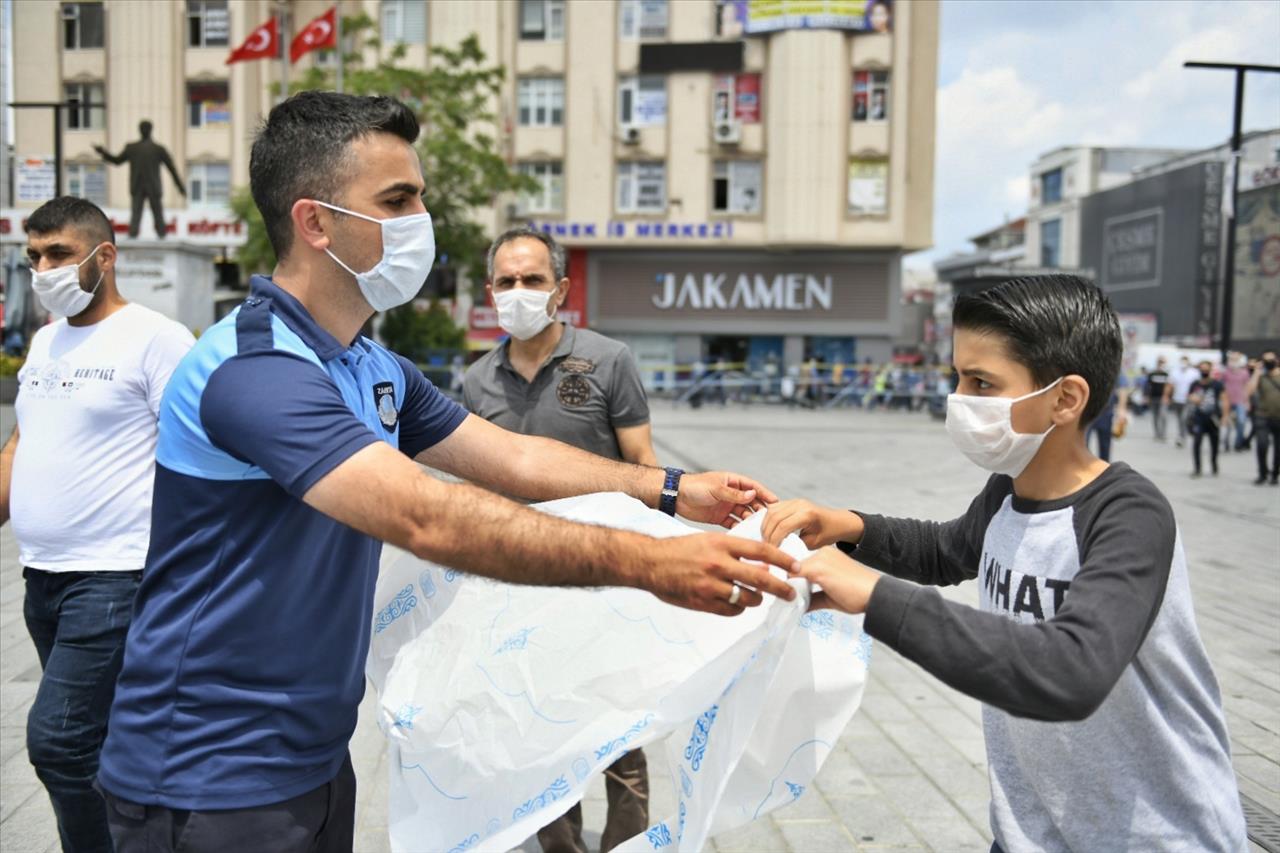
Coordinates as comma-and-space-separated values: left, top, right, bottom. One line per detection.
621, 126, 641, 145
714, 120, 741, 144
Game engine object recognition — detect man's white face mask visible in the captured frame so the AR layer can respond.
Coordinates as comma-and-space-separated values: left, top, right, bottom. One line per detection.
31, 243, 106, 318
945, 378, 1064, 477
316, 201, 435, 312
494, 288, 558, 340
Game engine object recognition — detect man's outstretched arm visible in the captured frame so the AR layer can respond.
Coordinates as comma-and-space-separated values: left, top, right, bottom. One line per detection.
418, 413, 774, 528
304, 441, 798, 616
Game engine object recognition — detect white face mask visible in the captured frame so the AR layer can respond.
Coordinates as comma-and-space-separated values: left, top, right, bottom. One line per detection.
316, 201, 435, 312
945, 377, 1064, 478
32, 244, 106, 318
493, 288, 558, 340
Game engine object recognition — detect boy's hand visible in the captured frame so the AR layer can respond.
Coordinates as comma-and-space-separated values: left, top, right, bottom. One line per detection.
761, 499, 864, 549
793, 547, 881, 614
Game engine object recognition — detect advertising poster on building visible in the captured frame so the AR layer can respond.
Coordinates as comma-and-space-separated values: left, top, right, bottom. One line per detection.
713, 74, 762, 124
848, 159, 888, 215
15, 157, 56, 204
735, 73, 761, 123
745, 0, 891, 35
1117, 313, 1158, 375
1232, 184, 1280, 346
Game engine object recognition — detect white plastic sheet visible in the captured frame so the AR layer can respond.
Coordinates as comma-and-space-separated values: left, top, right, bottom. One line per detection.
367, 493, 871, 853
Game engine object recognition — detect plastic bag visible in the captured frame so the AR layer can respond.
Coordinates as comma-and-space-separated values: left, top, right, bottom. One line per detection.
367, 493, 871, 853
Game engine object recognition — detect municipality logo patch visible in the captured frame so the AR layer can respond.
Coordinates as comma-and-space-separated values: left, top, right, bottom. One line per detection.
373, 382, 397, 431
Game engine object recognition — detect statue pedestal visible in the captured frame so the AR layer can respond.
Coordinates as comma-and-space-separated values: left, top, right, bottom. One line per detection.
115, 240, 220, 333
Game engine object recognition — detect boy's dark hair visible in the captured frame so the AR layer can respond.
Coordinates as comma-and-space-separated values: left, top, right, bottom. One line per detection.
953, 274, 1122, 426
249, 91, 419, 261
26, 196, 115, 246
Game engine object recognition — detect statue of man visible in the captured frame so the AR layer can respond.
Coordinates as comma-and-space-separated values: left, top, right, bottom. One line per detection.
94, 121, 186, 239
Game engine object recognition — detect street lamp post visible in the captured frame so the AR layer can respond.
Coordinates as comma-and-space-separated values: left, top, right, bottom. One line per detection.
1183, 61, 1280, 365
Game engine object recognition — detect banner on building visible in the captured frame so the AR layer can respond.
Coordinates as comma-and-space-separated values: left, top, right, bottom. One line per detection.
744, 0, 892, 35
1232, 184, 1280, 344
847, 159, 888, 216
713, 74, 762, 124
15, 158, 56, 204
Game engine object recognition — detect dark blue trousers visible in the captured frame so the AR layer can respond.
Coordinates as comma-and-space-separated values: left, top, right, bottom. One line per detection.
25, 568, 141, 853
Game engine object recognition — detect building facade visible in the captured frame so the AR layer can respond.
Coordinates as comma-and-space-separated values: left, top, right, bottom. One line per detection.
1023, 145, 1189, 272
5, 0, 938, 369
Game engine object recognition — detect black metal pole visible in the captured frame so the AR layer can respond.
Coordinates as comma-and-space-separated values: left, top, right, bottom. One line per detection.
1217, 69, 1244, 366
1183, 61, 1280, 363
53, 105, 63, 198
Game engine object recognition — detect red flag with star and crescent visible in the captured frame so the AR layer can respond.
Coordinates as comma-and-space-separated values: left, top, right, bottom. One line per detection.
225, 17, 279, 65
290, 7, 337, 64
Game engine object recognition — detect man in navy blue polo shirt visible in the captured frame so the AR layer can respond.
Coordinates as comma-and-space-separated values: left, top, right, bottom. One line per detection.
96, 92, 798, 853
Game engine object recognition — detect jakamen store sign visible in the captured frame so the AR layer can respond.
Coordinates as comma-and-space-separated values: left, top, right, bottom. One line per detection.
652, 272, 834, 311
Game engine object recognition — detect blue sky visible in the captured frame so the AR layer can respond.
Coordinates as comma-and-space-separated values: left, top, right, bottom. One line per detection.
909, 0, 1280, 270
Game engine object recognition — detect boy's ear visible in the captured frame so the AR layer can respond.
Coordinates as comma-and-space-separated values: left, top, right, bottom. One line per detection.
1053, 375, 1091, 427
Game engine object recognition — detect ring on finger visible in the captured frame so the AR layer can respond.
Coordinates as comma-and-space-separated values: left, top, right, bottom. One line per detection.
728, 584, 742, 605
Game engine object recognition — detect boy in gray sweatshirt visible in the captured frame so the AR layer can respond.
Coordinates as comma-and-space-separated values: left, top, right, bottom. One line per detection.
762, 275, 1246, 852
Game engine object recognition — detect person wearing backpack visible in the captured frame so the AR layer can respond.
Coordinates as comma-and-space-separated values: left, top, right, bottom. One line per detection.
1247, 351, 1280, 486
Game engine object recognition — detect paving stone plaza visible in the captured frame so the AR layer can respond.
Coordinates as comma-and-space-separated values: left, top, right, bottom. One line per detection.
2, 404, 1277, 852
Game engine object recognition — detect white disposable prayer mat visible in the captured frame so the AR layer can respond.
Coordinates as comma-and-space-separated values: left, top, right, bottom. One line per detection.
367, 493, 871, 853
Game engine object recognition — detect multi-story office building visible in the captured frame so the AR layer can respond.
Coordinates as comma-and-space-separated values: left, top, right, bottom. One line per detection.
5, 0, 938, 367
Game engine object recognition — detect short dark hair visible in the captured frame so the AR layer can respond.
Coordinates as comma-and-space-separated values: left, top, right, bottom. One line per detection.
952, 274, 1122, 426
26, 196, 115, 246
486, 227, 567, 282
249, 91, 419, 260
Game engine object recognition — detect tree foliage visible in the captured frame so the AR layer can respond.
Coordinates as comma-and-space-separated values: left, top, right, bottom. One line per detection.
233, 18, 536, 289
379, 298, 467, 359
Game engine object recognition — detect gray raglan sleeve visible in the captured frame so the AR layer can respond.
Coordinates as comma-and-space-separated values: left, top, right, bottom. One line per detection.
838, 475, 1008, 587
862, 475, 1177, 722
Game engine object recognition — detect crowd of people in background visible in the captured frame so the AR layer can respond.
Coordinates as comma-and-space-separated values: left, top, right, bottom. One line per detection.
1128, 351, 1280, 484
673, 349, 1280, 485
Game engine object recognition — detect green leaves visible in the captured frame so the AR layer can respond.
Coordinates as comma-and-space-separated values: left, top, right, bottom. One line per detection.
235, 23, 537, 286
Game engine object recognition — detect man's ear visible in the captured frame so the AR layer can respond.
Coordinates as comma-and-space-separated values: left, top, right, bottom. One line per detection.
291, 199, 332, 253
96, 241, 118, 275
554, 277, 571, 312
1054, 375, 1090, 426
485, 282, 496, 309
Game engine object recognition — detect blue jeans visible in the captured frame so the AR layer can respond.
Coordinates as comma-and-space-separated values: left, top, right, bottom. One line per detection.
1089, 408, 1115, 462
24, 568, 141, 853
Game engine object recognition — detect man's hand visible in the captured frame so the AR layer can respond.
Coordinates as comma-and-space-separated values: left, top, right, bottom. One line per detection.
676, 471, 778, 528
759, 499, 863, 550
644, 533, 799, 616
792, 547, 881, 614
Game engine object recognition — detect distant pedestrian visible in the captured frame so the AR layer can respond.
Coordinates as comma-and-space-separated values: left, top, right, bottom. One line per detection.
1165, 356, 1199, 447
1146, 357, 1170, 441
1087, 371, 1130, 462
1220, 352, 1251, 452
1188, 360, 1228, 477
1248, 350, 1280, 486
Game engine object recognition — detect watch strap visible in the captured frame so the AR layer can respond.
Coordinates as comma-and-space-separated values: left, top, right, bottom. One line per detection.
659, 467, 684, 516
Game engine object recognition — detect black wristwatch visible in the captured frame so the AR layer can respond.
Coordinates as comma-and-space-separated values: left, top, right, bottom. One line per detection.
659, 467, 684, 516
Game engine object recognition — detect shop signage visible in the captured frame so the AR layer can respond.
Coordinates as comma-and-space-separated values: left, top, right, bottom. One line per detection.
1, 207, 247, 246
525, 220, 737, 240
1101, 208, 1161, 291
652, 272, 833, 311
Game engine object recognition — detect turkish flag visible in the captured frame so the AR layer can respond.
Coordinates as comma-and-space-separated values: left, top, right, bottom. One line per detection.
291, 7, 337, 64
225, 17, 279, 65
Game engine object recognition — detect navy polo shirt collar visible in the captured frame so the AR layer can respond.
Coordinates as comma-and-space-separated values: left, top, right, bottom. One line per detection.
248, 275, 349, 362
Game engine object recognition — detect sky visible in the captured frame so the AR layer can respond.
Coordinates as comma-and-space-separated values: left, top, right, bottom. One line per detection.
910, 0, 1280, 271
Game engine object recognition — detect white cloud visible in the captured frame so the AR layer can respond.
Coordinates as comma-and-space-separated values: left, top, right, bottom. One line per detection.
917, 0, 1280, 267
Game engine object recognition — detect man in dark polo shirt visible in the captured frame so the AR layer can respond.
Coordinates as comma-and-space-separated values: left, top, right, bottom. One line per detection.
464, 228, 656, 852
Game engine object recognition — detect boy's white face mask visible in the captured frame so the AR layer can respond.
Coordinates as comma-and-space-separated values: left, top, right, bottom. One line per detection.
945, 378, 1064, 477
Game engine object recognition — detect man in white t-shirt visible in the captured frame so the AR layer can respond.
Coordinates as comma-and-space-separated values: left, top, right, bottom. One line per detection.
1164, 356, 1201, 448
0, 197, 193, 852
